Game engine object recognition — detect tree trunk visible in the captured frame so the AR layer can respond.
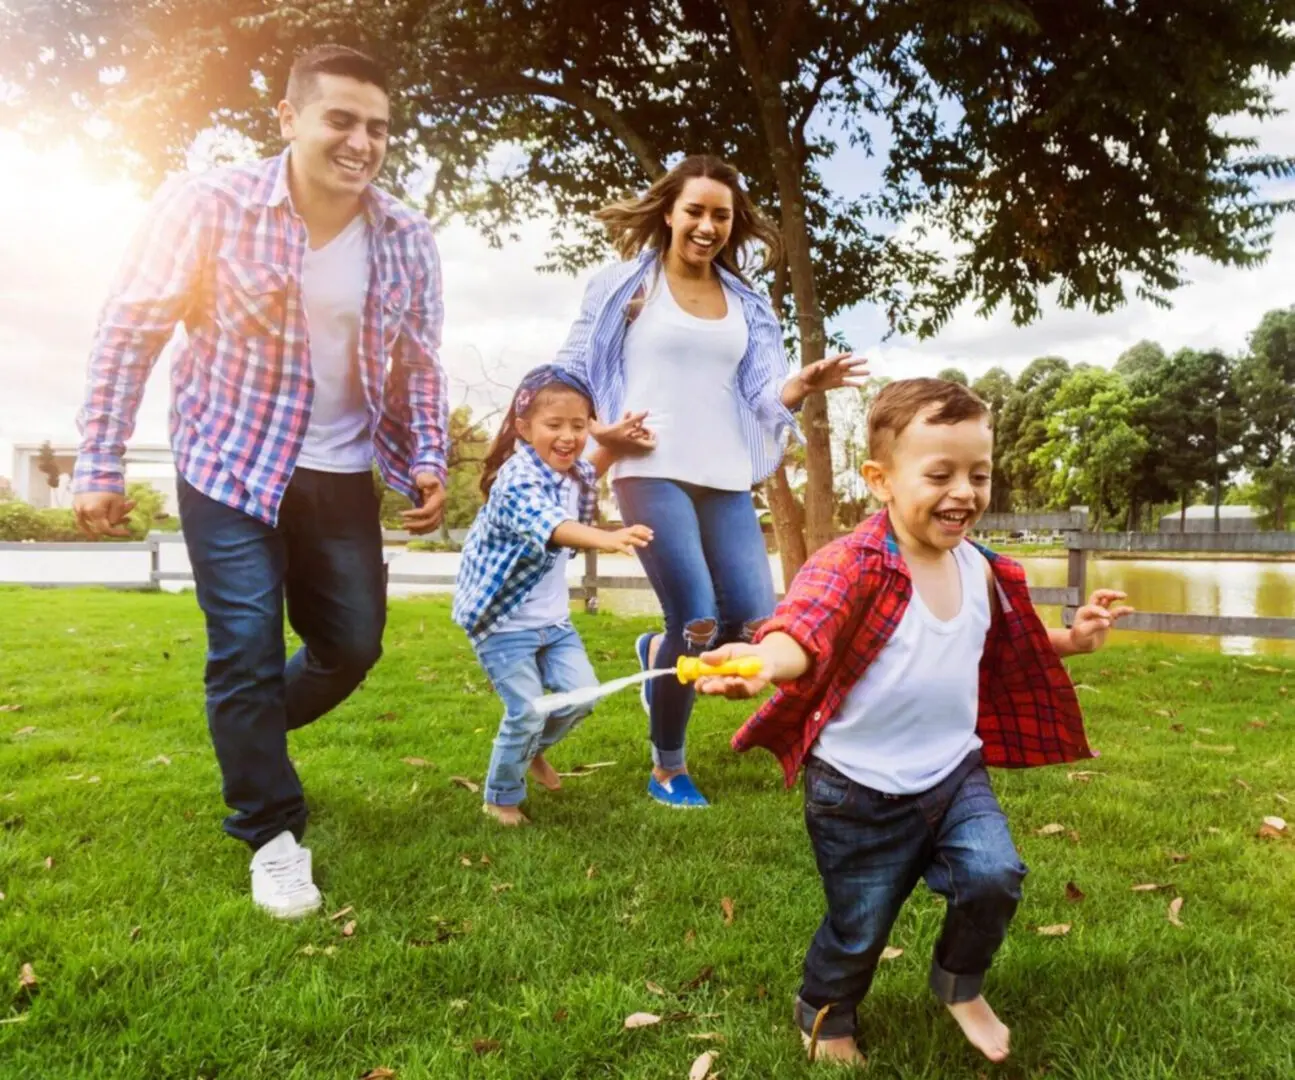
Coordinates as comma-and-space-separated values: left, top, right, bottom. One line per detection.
1179, 490, 1188, 532
764, 466, 807, 591
723, 0, 834, 563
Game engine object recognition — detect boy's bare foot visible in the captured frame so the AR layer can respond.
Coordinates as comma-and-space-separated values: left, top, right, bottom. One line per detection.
482, 803, 529, 826
528, 754, 562, 791
946, 996, 1010, 1062
801, 1031, 867, 1067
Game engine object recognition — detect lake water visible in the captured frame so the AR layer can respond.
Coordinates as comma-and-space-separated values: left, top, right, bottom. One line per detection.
2, 542, 1293, 657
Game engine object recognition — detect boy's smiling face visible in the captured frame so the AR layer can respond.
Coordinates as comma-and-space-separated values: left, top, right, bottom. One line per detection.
863, 406, 994, 559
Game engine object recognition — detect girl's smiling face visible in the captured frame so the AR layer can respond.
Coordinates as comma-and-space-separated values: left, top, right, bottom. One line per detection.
515, 387, 592, 473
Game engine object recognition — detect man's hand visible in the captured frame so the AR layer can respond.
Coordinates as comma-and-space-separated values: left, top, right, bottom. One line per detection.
1067, 589, 1135, 654
401, 472, 446, 535
73, 491, 136, 539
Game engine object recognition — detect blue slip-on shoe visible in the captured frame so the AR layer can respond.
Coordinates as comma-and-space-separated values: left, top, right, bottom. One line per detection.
635, 632, 655, 717
648, 773, 710, 809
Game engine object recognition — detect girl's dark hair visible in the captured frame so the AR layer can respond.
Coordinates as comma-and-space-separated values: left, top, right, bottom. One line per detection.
480, 374, 594, 497
594, 154, 784, 279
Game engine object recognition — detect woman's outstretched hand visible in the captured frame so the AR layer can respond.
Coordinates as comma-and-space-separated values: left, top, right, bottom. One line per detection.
591, 410, 657, 455
781, 353, 870, 409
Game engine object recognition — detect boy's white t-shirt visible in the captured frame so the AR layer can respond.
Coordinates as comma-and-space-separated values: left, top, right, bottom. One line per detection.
811, 541, 992, 795
296, 214, 374, 473
494, 476, 581, 632
612, 275, 752, 491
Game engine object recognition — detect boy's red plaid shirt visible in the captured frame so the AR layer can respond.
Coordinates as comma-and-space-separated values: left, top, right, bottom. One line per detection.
732, 510, 1094, 786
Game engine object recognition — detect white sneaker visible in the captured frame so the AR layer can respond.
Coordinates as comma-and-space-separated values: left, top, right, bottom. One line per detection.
250, 830, 322, 919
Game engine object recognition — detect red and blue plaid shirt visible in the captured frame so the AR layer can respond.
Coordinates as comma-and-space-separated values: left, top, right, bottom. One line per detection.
73, 150, 449, 525
732, 510, 1093, 787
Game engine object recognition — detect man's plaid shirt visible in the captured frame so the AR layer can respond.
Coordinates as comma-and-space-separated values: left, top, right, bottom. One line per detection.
73, 150, 449, 525
732, 510, 1093, 786
453, 444, 598, 644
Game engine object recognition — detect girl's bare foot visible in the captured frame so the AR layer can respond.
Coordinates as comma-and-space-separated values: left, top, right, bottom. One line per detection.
528, 754, 562, 791
482, 803, 529, 826
651, 765, 688, 785
801, 1031, 867, 1067
946, 996, 1010, 1062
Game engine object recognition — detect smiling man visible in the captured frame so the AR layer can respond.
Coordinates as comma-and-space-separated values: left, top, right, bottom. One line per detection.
71, 45, 449, 918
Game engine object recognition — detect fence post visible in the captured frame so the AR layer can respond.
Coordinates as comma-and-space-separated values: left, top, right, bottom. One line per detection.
1065, 510, 1087, 627
148, 533, 162, 591
583, 548, 599, 614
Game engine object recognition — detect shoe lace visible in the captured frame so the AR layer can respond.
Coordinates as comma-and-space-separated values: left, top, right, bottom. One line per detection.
259, 850, 313, 894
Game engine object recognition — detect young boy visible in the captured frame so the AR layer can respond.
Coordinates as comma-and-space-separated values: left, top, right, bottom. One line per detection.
698, 378, 1132, 1066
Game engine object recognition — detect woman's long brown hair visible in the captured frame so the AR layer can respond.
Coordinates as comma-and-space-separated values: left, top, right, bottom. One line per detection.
594, 155, 784, 280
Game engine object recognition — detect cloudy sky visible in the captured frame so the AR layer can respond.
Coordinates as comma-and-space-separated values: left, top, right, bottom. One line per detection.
2, 72, 1294, 475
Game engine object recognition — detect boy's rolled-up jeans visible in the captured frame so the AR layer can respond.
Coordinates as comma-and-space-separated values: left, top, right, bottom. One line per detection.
795, 750, 1027, 1040
473, 622, 598, 807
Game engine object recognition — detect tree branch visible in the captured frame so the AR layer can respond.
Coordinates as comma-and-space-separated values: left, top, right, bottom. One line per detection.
768, 0, 810, 83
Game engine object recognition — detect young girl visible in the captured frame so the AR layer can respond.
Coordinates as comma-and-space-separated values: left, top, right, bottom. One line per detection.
453, 365, 654, 825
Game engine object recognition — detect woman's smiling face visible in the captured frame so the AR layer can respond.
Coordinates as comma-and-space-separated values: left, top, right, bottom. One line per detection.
664, 177, 734, 270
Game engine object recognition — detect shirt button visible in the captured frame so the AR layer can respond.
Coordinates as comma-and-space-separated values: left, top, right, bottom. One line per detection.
813, 711, 821, 721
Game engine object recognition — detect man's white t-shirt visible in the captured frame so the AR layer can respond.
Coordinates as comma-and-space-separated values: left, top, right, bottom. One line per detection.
296, 214, 374, 473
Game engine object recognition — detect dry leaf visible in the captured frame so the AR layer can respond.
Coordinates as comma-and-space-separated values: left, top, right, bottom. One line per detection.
329, 906, 354, 922
575, 761, 617, 770
1034, 823, 1066, 837
1168, 852, 1190, 864
689, 1033, 726, 1042
680, 966, 714, 993
1192, 741, 1235, 754
150, 755, 171, 766
1131, 883, 1168, 892
0, 892, 5, 901
1235, 778, 1252, 792
460, 857, 473, 868
1167, 897, 1185, 928
1068, 829, 1082, 844
684, 929, 697, 947
341, 920, 357, 938
1036, 924, 1071, 937
721, 897, 735, 925
43, 857, 53, 871
1170, 723, 1186, 733
86, 776, 101, 785
450, 776, 480, 793
646, 980, 667, 996
1247, 720, 1268, 729
1277, 793, 1291, 805
586, 864, 597, 879
553, 1008, 569, 1023
18, 963, 37, 990
1065, 881, 1086, 903
402, 757, 432, 768
479, 854, 491, 866
360, 1069, 397, 1080
1258, 823, 1284, 840
1067, 771, 1098, 783
689, 1050, 717, 1080
623, 1012, 662, 1029
880, 946, 904, 961
14, 726, 36, 736
0, 704, 23, 713
492, 883, 514, 894
129, 926, 141, 942
1262, 816, 1287, 831
1196, 727, 1214, 734
472, 1039, 501, 1055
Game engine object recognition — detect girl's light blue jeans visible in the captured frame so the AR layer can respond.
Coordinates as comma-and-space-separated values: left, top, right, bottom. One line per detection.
473, 622, 598, 807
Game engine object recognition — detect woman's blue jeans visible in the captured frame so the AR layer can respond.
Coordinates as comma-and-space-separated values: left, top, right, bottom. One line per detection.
612, 478, 775, 771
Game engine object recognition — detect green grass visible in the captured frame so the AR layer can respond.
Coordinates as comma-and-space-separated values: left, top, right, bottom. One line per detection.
2, 588, 1293, 1079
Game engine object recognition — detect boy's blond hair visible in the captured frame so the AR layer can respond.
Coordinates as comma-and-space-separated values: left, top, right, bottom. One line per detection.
867, 378, 993, 463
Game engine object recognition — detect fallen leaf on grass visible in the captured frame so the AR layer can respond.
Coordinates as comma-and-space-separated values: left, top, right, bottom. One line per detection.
402, 757, 433, 768
150, 755, 171, 766
721, 897, 735, 925
1068, 829, 1082, 844
129, 926, 141, 942
341, 920, 356, 938
1276, 793, 1290, 805
586, 864, 597, 879
1168, 852, 1190, 864
18, 963, 37, 991
880, 946, 904, 961
449, 776, 480, 793
689, 1033, 726, 1042
86, 776, 101, 785
553, 1008, 568, 1023
491, 883, 513, 894
1065, 881, 1086, 902
1036, 923, 1071, 937
1196, 727, 1215, 735
1262, 815, 1287, 831
1034, 823, 1066, 837
43, 857, 53, 871
1167, 897, 1185, 928
624, 1012, 662, 1029
683, 929, 697, 947
14, 726, 35, 737
1247, 720, 1268, 729
1192, 741, 1235, 754
460, 857, 473, 868
1258, 816, 1287, 840
1067, 771, 1098, 783
472, 1039, 501, 1055
65, 774, 83, 782
329, 906, 354, 922
646, 980, 667, 996
1072, 683, 1100, 694
1170, 723, 1186, 733
106, 708, 126, 723
361, 1069, 397, 1079
1235, 778, 1252, 792
1132, 883, 1169, 892
0, 704, 23, 713
689, 1050, 717, 1079
680, 966, 714, 993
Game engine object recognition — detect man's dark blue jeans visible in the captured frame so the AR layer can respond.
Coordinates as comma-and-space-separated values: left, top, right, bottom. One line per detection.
178, 468, 386, 850
794, 750, 1027, 1040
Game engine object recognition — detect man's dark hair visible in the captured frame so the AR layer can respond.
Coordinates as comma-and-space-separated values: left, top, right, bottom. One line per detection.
285, 45, 388, 106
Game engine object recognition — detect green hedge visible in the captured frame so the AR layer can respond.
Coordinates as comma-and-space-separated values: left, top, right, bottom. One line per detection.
0, 483, 173, 542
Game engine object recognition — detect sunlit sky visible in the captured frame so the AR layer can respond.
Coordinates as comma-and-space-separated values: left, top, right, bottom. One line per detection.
3, 72, 1295, 477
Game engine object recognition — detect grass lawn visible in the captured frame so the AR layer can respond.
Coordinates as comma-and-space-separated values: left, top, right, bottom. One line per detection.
2, 587, 1293, 1079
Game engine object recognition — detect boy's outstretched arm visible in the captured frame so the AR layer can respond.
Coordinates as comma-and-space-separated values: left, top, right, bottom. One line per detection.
1051, 588, 1135, 657
693, 634, 811, 698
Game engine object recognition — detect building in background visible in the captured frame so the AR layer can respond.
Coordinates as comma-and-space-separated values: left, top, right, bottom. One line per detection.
1158, 505, 1260, 533
9, 441, 177, 513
